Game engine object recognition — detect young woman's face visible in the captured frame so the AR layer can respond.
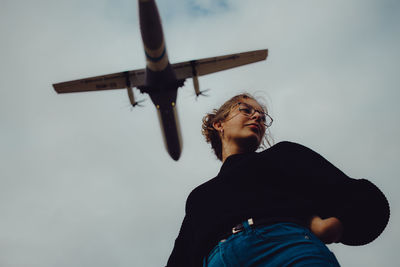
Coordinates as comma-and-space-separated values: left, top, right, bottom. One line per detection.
220, 98, 266, 149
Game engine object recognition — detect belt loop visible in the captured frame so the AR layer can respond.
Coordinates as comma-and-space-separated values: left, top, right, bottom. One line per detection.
243, 218, 254, 232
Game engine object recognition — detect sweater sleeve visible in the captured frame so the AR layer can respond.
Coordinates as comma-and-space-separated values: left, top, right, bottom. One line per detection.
281, 141, 390, 246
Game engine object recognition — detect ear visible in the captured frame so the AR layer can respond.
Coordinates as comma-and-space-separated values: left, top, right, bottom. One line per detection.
212, 121, 222, 132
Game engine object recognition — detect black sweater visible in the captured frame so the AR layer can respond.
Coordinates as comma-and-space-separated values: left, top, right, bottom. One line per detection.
166, 141, 390, 267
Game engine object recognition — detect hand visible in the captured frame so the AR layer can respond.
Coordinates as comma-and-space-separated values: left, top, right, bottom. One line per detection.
309, 215, 343, 244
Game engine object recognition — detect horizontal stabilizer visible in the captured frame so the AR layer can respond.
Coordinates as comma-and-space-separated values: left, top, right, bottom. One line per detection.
53, 69, 146, 93
172, 49, 268, 80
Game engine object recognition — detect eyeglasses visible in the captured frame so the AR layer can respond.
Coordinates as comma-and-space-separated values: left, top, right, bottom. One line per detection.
234, 102, 273, 127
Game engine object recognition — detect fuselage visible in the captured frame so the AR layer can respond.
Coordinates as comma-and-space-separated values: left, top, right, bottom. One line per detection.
138, 0, 183, 160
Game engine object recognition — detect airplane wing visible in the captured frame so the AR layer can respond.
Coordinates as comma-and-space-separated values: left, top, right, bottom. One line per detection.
53, 49, 267, 93
53, 69, 146, 93
172, 49, 268, 80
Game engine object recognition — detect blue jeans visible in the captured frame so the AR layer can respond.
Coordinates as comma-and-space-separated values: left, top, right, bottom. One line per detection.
203, 222, 340, 267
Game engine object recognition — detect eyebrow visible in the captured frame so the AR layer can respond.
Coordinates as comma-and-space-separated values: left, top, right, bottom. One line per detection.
240, 102, 266, 114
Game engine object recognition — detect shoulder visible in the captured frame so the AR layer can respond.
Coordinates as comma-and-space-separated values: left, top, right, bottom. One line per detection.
257, 141, 327, 170
259, 141, 315, 156
275, 141, 311, 150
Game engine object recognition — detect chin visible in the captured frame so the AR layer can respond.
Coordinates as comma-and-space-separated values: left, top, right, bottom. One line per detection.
237, 135, 261, 152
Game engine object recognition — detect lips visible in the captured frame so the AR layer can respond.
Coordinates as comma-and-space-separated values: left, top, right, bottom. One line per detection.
245, 123, 261, 132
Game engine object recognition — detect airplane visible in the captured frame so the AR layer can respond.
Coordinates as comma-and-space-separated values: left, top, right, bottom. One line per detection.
53, 0, 268, 161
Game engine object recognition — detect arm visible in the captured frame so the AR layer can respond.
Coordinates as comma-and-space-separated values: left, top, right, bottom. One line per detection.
166, 194, 196, 267
328, 178, 390, 245
166, 215, 193, 267
280, 141, 390, 245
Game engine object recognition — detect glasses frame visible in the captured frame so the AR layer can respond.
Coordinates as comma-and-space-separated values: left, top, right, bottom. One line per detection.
233, 102, 273, 127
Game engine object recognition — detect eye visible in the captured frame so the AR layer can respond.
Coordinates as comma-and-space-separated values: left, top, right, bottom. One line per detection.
240, 107, 252, 115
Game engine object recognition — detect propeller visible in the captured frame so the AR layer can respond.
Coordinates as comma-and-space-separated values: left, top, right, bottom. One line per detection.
195, 88, 210, 99
131, 98, 146, 107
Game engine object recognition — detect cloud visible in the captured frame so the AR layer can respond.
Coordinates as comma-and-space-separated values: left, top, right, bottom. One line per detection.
187, 0, 230, 16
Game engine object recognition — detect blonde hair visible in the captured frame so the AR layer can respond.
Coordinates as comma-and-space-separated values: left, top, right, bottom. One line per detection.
201, 93, 273, 161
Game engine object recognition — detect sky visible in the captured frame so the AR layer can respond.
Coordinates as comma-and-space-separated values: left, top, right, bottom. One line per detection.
0, 0, 399, 266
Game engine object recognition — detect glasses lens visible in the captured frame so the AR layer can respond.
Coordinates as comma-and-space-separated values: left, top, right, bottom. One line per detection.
238, 104, 252, 116
264, 115, 273, 127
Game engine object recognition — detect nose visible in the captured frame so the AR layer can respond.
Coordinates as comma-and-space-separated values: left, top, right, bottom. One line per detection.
251, 112, 266, 130
251, 111, 263, 121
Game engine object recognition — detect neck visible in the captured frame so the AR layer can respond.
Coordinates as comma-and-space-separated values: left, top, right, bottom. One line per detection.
221, 141, 253, 163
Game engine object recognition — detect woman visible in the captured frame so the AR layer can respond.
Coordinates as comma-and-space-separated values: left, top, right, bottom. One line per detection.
166, 93, 389, 267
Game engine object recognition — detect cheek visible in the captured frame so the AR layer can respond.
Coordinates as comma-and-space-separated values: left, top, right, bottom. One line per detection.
224, 122, 246, 138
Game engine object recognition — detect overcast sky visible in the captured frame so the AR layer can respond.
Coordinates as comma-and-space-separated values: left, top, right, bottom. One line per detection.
0, 0, 399, 266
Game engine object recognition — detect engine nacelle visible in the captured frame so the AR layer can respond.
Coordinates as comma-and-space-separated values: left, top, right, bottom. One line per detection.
127, 86, 144, 107
193, 75, 200, 96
